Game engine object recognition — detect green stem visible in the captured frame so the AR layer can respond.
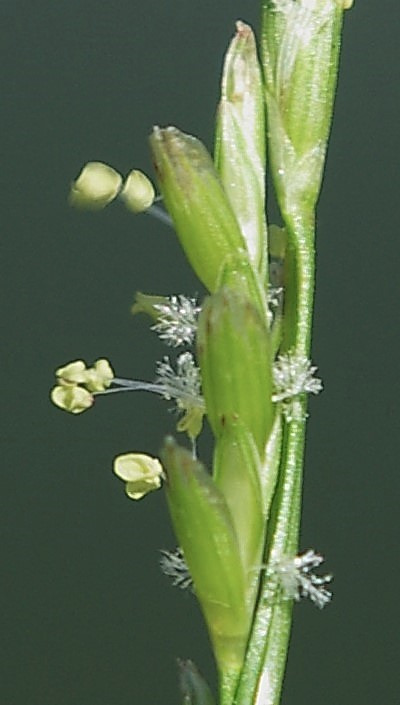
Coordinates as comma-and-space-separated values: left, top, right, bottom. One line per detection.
282, 212, 315, 355
234, 215, 315, 705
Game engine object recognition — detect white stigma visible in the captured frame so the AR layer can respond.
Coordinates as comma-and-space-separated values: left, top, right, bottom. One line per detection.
274, 549, 332, 609
152, 295, 200, 347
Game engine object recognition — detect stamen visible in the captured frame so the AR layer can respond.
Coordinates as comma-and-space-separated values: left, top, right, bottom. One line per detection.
94, 355, 204, 442
146, 203, 173, 227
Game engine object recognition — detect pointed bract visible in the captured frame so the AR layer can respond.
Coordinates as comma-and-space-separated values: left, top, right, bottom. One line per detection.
261, 0, 344, 217
150, 126, 249, 292
197, 287, 273, 454
215, 21, 267, 275
213, 423, 264, 581
162, 438, 250, 674
178, 660, 216, 705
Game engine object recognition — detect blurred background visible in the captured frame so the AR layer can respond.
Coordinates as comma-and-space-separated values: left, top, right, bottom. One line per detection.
1, 1, 398, 703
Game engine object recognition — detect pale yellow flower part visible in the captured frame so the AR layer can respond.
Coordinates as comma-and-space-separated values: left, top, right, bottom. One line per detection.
335, 0, 353, 8
50, 385, 94, 414
85, 358, 114, 392
69, 161, 122, 210
177, 406, 204, 441
56, 360, 88, 385
113, 453, 164, 500
120, 170, 155, 213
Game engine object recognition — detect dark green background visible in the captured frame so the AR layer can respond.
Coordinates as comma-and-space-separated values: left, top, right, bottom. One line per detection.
1, 2, 398, 703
